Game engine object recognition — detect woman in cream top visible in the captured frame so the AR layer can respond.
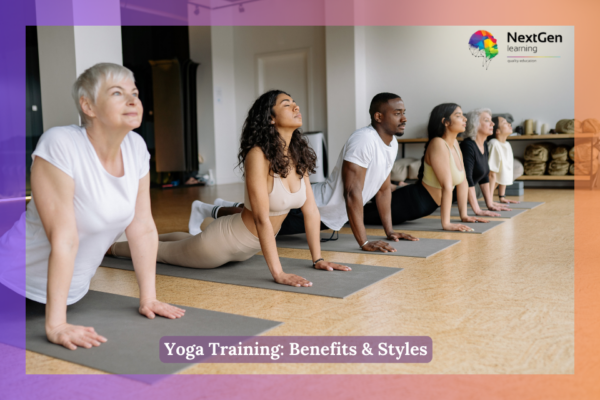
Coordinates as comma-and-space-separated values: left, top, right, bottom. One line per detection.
112, 90, 350, 287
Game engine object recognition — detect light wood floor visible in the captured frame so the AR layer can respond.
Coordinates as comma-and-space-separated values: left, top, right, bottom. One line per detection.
26, 185, 574, 375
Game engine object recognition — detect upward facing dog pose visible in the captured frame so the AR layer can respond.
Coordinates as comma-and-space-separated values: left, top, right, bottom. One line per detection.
0, 63, 184, 350
193, 93, 419, 253
461, 108, 512, 216
112, 90, 350, 287
363, 103, 489, 231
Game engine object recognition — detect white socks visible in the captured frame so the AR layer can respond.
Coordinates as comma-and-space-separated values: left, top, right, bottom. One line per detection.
214, 198, 243, 208
189, 201, 220, 235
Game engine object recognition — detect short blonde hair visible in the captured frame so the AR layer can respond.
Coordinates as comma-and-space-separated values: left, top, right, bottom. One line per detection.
464, 108, 492, 139
71, 63, 135, 126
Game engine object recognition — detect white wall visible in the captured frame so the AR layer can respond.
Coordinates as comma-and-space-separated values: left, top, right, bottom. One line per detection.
37, 26, 123, 132
203, 26, 327, 184
189, 26, 216, 177
325, 26, 358, 175
362, 26, 574, 160
37, 27, 79, 131
210, 26, 239, 185
73, 26, 122, 76
232, 26, 327, 139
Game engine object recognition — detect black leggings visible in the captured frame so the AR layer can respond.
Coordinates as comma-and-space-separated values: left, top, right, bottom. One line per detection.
278, 208, 330, 235
364, 182, 439, 225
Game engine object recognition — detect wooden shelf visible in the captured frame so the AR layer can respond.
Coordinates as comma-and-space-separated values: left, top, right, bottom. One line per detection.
506, 133, 599, 140
397, 133, 599, 143
396, 137, 429, 143
516, 175, 589, 181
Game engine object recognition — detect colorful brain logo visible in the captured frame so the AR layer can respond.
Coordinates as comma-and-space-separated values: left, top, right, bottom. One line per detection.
468, 30, 498, 70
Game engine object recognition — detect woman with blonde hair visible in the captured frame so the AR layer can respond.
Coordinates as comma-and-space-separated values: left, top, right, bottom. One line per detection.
461, 108, 511, 216
0, 63, 185, 350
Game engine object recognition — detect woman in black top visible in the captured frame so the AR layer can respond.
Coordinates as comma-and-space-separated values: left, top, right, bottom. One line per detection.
461, 108, 510, 216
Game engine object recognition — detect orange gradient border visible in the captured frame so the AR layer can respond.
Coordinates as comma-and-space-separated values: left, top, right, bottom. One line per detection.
340, 1, 599, 398
1, 1, 598, 398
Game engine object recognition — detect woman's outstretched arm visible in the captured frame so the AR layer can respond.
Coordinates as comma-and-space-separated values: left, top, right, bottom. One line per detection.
125, 172, 185, 320
32, 157, 107, 350
429, 139, 485, 231
301, 175, 351, 272
245, 148, 311, 287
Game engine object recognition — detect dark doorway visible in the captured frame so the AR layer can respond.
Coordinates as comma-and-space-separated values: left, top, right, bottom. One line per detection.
26, 26, 44, 196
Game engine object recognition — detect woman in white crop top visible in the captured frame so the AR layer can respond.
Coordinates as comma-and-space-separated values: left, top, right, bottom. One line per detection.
0, 63, 185, 351
112, 90, 350, 287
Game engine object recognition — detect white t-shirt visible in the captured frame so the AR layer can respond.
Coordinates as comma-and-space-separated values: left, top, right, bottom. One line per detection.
487, 138, 514, 185
312, 125, 398, 230
0, 125, 150, 304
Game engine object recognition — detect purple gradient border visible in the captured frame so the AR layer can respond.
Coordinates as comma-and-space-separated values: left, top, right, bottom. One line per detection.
0, 1, 587, 400
0, 2, 360, 399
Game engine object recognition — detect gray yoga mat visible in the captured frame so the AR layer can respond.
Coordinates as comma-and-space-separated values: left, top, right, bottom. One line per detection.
477, 201, 544, 210
101, 255, 401, 299
26, 290, 282, 378
276, 233, 459, 258
358, 218, 504, 234
429, 208, 528, 218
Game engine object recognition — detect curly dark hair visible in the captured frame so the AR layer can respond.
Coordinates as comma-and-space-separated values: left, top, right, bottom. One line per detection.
237, 90, 317, 178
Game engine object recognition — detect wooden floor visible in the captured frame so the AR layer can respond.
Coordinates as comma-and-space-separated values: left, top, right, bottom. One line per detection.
26, 185, 574, 375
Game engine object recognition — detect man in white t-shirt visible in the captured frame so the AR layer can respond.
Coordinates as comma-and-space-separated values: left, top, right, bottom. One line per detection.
278, 93, 419, 252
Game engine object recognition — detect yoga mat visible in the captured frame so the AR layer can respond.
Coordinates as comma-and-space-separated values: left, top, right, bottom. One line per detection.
429, 208, 528, 219
477, 201, 544, 210
358, 219, 504, 234
101, 256, 401, 299
26, 290, 282, 378
276, 233, 459, 258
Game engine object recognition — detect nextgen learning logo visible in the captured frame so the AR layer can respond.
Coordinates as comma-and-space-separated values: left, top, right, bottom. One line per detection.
468, 30, 498, 70
506, 32, 563, 62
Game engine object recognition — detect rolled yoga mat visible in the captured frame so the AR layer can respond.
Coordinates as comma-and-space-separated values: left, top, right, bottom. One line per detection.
477, 201, 544, 210
276, 233, 459, 258
357, 219, 505, 234
429, 208, 528, 219
26, 290, 282, 379
101, 255, 401, 299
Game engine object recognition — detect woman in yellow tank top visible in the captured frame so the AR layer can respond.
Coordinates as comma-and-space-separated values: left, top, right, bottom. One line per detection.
420, 103, 491, 230
364, 103, 490, 231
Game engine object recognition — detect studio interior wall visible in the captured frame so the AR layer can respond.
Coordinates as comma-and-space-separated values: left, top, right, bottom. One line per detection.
231, 26, 327, 183
189, 26, 215, 177
363, 26, 574, 162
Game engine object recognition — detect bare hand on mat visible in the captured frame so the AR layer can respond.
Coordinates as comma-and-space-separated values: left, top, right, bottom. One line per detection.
275, 272, 313, 287
442, 222, 475, 232
387, 231, 419, 242
488, 203, 512, 211
500, 198, 520, 204
139, 299, 186, 319
362, 240, 397, 253
461, 216, 489, 224
314, 260, 352, 272
475, 209, 501, 217
46, 323, 107, 350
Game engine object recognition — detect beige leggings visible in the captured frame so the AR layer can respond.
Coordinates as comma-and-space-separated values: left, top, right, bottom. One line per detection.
112, 213, 261, 269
